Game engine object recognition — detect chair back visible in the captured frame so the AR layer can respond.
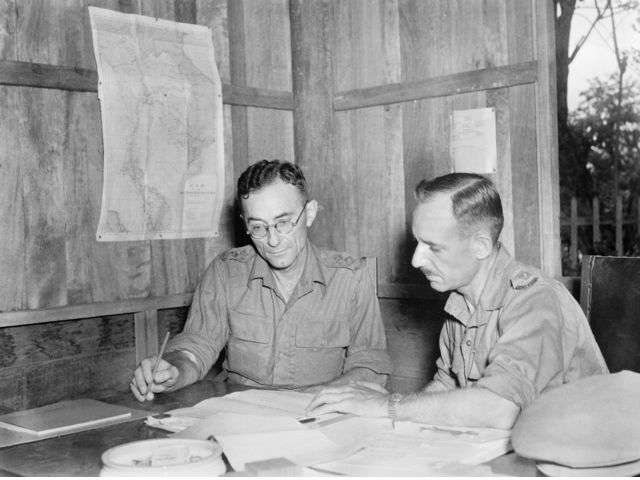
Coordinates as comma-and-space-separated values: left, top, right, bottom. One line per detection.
580, 255, 640, 373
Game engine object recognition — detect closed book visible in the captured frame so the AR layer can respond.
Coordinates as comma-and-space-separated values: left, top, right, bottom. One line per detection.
0, 399, 132, 436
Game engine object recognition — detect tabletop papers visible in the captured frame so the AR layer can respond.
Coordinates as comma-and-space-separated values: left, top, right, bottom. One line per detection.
315, 418, 511, 476
170, 390, 356, 471
150, 388, 512, 475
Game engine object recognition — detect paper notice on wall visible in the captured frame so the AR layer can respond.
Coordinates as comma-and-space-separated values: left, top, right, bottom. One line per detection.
89, 7, 224, 241
450, 107, 497, 174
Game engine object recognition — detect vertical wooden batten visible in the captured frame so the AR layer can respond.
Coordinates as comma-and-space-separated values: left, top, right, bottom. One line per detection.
533, 0, 561, 277
289, 0, 344, 251
134, 309, 159, 363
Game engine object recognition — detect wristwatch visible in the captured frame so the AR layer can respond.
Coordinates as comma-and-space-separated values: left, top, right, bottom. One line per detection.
388, 392, 404, 419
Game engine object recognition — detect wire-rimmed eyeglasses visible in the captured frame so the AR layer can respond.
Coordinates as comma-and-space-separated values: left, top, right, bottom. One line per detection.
245, 201, 308, 239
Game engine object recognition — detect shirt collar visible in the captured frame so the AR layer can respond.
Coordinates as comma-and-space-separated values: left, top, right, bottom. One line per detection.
247, 241, 327, 294
444, 243, 514, 325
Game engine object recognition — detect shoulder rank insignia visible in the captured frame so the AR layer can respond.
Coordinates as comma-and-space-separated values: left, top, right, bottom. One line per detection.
221, 246, 252, 262
320, 251, 362, 269
511, 271, 539, 290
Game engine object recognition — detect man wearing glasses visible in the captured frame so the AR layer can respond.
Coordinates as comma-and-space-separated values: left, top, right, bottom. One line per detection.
131, 160, 392, 400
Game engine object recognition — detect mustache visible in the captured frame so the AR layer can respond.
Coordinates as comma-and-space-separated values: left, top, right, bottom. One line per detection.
419, 268, 435, 277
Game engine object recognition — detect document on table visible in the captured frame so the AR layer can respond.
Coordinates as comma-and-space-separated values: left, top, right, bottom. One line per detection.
147, 388, 511, 475
146, 389, 340, 433
315, 418, 512, 476
174, 410, 357, 471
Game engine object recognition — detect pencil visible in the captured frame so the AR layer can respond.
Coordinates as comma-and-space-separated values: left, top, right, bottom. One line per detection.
151, 331, 171, 381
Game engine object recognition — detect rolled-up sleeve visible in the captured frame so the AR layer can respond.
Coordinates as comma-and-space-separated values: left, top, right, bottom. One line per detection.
432, 320, 459, 390
476, 285, 566, 409
165, 257, 230, 380
343, 262, 393, 376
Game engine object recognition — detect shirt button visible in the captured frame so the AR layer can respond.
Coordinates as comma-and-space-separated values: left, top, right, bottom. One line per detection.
465, 339, 472, 347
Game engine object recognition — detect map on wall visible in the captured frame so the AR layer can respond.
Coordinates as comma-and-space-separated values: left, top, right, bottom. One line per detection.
89, 7, 224, 241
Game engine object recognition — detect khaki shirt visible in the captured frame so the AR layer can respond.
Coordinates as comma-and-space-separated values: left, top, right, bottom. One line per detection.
433, 245, 608, 409
167, 241, 392, 388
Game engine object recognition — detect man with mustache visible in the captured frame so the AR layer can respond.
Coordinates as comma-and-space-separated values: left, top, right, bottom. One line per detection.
130, 159, 392, 400
307, 173, 607, 429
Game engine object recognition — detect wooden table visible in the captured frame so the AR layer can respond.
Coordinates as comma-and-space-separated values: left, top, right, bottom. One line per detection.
0, 380, 539, 477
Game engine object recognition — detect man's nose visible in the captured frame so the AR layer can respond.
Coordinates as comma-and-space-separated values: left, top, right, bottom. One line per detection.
266, 226, 281, 246
411, 244, 429, 269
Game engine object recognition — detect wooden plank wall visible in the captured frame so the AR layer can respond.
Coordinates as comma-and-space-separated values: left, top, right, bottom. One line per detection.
294, 0, 556, 288
0, 0, 294, 409
0, 0, 558, 403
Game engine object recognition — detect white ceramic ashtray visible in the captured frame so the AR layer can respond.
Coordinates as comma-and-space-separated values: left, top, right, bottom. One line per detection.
100, 438, 226, 476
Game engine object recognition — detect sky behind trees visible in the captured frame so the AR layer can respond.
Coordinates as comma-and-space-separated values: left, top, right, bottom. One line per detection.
568, 4, 640, 110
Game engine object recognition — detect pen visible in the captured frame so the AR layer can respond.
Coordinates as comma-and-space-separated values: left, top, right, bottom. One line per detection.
150, 331, 171, 385
298, 416, 316, 424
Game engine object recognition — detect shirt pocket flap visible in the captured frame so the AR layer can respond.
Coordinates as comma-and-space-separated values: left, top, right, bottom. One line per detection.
229, 311, 270, 343
295, 320, 350, 348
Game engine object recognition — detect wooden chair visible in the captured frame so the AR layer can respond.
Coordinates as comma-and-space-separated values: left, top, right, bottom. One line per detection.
580, 255, 640, 373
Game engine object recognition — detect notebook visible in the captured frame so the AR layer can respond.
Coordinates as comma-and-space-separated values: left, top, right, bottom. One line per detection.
0, 399, 132, 436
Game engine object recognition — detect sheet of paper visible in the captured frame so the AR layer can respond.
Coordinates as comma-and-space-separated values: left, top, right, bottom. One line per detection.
190, 389, 313, 417
145, 389, 342, 434
174, 412, 305, 439
315, 422, 512, 476
89, 7, 224, 241
214, 429, 357, 472
450, 107, 497, 174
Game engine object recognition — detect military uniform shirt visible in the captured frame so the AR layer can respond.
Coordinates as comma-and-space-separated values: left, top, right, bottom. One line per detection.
432, 244, 608, 409
166, 241, 393, 388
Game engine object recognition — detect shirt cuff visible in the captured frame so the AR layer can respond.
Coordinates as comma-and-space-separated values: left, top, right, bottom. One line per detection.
344, 349, 394, 375
476, 361, 536, 409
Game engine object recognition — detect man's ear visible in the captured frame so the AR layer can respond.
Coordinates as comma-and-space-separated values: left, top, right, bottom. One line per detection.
473, 230, 493, 260
305, 199, 318, 227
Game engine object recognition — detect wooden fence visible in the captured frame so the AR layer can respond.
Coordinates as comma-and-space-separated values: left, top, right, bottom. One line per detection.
561, 195, 640, 270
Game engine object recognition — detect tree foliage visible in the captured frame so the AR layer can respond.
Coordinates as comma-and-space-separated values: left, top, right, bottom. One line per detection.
570, 75, 640, 204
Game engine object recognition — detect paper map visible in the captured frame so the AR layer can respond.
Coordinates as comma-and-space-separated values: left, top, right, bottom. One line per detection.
89, 7, 224, 241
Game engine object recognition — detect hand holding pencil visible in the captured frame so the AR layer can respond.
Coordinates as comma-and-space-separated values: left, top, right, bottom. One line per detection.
130, 331, 180, 402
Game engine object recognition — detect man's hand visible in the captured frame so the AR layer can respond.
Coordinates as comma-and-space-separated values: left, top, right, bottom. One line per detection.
305, 381, 390, 417
130, 356, 180, 402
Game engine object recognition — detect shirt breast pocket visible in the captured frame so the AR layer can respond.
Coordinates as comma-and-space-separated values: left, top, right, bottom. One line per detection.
293, 319, 350, 383
295, 320, 350, 348
226, 311, 272, 382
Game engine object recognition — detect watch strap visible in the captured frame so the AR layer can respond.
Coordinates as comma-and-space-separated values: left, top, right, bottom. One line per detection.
388, 392, 403, 419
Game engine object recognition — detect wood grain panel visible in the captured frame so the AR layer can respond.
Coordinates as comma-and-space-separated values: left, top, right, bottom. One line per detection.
0, 313, 136, 410
332, 1, 405, 285
533, 0, 561, 276
64, 92, 99, 304
333, 62, 537, 111
135, 0, 207, 297
487, 87, 516, 254
506, 0, 534, 64
197, 0, 237, 258
0, 316, 134, 369
450, 0, 484, 72
19, 88, 68, 309
15, 2, 67, 309
0, 0, 15, 60
290, 0, 342, 250
0, 84, 26, 311
243, 0, 291, 91
243, 0, 293, 183
23, 350, 135, 409
399, 0, 451, 79
247, 108, 294, 163
510, 83, 540, 266
196, 0, 230, 82
381, 298, 446, 393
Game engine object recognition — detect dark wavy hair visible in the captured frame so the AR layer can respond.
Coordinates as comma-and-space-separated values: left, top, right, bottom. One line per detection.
236, 159, 308, 204
414, 173, 504, 245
